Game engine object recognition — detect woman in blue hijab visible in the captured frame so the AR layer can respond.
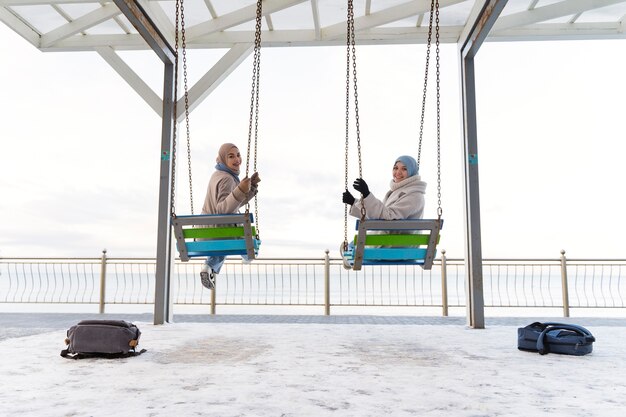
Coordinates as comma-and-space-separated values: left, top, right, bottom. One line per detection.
343, 155, 426, 221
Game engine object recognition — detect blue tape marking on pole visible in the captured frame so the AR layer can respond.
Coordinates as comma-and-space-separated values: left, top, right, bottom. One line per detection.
162, 151, 170, 161
469, 154, 478, 165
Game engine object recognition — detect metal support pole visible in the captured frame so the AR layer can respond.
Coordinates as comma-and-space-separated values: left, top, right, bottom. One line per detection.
113, 0, 177, 325
560, 249, 570, 317
441, 249, 448, 317
153, 62, 176, 324
459, 54, 485, 329
324, 249, 330, 315
98, 249, 107, 314
458, 0, 508, 329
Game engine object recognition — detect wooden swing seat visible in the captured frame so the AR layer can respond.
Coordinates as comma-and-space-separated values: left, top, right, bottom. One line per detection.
342, 218, 443, 270
172, 213, 260, 262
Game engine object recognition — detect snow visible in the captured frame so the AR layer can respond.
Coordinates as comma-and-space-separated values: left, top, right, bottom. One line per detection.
1, 316, 625, 416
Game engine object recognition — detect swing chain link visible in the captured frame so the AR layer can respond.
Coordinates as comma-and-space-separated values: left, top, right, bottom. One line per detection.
246, 0, 263, 239
347, 0, 366, 224
343, 0, 352, 245
344, 0, 366, 243
417, 0, 436, 171
435, 0, 442, 219
170, 0, 194, 216
180, 0, 194, 215
170, 0, 181, 217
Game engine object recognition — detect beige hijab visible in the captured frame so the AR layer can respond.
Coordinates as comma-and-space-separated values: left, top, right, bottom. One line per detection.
216, 143, 240, 176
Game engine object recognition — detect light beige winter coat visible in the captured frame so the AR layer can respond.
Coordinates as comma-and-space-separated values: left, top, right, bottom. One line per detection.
350, 175, 426, 220
201, 170, 257, 215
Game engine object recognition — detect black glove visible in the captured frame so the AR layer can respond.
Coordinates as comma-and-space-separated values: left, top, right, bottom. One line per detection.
353, 178, 370, 198
343, 190, 356, 205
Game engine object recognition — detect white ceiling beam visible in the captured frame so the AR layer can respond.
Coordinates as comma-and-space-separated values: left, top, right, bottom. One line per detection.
0, 5, 40, 44
40, 20, 626, 52
176, 43, 253, 120
0, 0, 100, 4
96, 45, 163, 116
568, 12, 582, 23
203, 0, 218, 19
52, 4, 73, 23
493, 0, 626, 31
186, 0, 306, 41
40, 3, 121, 48
194, 27, 463, 46
44, 33, 148, 51
322, 0, 466, 40
45, 26, 466, 51
310, 0, 321, 40
265, 14, 274, 31
490, 22, 626, 41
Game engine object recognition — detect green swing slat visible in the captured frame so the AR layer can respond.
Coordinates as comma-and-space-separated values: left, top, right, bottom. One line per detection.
183, 226, 257, 239
354, 233, 432, 246
172, 213, 260, 262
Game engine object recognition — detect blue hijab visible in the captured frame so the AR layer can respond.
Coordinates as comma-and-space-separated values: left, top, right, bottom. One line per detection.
395, 155, 418, 177
215, 143, 241, 184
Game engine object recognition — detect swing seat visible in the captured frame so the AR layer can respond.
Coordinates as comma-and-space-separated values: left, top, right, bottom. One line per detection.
342, 218, 443, 271
172, 213, 260, 262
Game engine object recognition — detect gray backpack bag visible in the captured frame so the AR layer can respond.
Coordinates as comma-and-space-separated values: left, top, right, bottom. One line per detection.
60, 319, 146, 359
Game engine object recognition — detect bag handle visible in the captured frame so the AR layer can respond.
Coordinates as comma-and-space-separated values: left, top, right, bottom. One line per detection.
61, 348, 147, 360
537, 323, 595, 355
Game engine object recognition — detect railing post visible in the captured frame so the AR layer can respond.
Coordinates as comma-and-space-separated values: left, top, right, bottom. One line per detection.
99, 249, 107, 314
211, 285, 216, 315
560, 249, 570, 317
324, 249, 330, 315
441, 249, 448, 317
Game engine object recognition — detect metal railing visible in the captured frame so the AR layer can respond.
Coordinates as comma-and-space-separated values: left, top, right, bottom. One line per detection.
1, 250, 625, 316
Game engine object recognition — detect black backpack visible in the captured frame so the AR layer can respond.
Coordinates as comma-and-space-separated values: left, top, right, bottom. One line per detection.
517, 322, 595, 356
61, 320, 147, 359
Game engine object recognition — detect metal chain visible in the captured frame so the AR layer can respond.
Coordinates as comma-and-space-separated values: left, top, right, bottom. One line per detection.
435, 0, 442, 219
180, 0, 194, 215
343, 0, 365, 244
246, 0, 263, 238
416, 0, 435, 170
350, 0, 366, 220
170, 0, 181, 217
343, 0, 352, 247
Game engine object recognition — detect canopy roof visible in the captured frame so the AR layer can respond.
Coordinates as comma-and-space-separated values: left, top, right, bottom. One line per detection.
2, 0, 626, 53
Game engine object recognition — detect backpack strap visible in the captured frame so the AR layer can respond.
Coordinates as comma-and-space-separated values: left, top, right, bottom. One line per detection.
536, 323, 595, 355
60, 348, 147, 360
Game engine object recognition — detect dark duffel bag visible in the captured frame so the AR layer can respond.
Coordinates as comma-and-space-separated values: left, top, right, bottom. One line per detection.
61, 319, 146, 359
517, 322, 595, 356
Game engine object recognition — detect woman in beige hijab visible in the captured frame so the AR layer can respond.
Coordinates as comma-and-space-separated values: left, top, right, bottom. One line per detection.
200, 143, 260, 289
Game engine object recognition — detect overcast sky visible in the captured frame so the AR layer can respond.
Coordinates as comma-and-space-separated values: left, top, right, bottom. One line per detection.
1, 22, 624, 260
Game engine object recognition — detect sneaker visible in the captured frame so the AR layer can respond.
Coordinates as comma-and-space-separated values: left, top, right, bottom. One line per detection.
340, 243, 352, 270
200, 269, 216, 290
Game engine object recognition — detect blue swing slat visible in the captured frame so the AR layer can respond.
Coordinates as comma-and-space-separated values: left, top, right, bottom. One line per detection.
362, 247, 428, 260
186, 238, 261, 254
344, 218, 443, 271
172, 213, 260, 262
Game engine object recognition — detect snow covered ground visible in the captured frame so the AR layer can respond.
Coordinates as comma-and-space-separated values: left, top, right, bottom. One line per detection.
1, 314, 625, 416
